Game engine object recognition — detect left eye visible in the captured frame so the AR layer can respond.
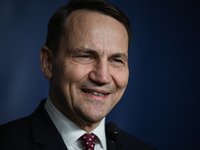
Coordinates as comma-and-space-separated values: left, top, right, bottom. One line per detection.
113, 59, 123, 63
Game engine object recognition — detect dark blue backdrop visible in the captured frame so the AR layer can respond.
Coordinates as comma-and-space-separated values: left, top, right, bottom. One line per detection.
0, 0, 199, 150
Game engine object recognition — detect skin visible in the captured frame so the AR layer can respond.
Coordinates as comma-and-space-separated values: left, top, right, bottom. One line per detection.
40, 10, 129, 132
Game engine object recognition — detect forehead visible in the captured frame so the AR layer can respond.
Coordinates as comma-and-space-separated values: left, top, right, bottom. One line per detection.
63, 9, 128, 54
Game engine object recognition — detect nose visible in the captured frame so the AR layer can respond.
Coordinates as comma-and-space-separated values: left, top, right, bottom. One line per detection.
89, 60, 111, 84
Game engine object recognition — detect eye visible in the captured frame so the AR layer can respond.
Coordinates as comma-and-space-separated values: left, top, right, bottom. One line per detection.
79, 55, 91, 59
72, 54, 95, 64
113, 59, 123, 63
111, 58, 125, 64
109, 58, 126, 68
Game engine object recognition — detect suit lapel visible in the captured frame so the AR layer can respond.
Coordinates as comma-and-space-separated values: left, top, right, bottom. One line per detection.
106, 138, 117, 150
29, 99, 68, 150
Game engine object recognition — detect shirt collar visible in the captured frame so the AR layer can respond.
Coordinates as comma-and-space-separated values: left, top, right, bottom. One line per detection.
44, 97, 107, 149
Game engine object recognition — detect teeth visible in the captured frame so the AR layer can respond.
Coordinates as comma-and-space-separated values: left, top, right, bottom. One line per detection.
82, 90, 107, 96
93, 91, 105, 96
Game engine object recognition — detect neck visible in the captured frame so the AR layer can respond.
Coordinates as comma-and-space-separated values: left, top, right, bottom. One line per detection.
49, 93, 103, 133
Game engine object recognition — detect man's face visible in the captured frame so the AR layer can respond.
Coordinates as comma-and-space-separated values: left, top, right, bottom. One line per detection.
48, 10, 129, 128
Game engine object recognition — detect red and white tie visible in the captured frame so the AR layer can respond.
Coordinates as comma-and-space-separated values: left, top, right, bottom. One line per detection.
79, 133, 97, 150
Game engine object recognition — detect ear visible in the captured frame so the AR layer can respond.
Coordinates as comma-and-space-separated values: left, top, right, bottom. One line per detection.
40, 46, 54, 79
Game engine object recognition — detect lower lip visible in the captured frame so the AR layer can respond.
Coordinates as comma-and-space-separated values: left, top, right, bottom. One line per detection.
81, 90, 109, 101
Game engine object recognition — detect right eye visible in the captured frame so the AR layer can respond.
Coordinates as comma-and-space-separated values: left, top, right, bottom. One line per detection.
79, 55, 91, 59
72, 54, 95, 64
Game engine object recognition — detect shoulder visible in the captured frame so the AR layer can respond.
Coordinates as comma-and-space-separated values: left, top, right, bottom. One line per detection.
0, 116, 30, 134
119, 130, 157, 150
0, 117, 33, 149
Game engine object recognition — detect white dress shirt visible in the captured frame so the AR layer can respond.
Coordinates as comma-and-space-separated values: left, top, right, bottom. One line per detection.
44, 97, 107, 150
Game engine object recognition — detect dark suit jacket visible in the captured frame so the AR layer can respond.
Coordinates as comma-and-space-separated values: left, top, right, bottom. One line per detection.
0, 100, 156, 150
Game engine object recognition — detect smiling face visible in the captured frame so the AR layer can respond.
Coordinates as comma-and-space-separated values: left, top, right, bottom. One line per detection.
41, 10, 129, 131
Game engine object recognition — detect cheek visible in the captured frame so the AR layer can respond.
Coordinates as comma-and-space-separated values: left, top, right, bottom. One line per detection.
113, 68, 129, 89
62, 62, 92, 83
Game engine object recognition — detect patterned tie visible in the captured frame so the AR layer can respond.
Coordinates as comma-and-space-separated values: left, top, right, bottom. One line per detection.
79, 133, 97, 150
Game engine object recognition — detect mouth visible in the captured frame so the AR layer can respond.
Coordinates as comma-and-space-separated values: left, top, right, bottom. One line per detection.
81, 89, 109, 96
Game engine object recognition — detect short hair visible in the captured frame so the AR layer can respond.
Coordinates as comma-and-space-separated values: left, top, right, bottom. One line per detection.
45, 0, 132, 55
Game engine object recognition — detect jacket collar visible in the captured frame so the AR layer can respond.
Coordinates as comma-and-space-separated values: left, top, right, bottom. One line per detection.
106, 138, 117, 150
29, 99, 67, 150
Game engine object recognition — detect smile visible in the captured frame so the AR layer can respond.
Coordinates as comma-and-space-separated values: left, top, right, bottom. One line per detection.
81, 89, 109, 96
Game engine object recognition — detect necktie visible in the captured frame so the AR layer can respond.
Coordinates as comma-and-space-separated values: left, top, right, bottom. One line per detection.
79, 133, 97, 150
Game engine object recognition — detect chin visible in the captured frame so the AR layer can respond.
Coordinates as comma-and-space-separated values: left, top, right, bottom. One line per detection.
82, 111, 106, 124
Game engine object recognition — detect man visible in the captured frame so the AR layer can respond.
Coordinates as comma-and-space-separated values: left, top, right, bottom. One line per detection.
0, 0, 156, 149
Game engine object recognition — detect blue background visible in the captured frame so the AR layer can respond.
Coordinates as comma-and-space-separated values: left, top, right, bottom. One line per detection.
0, 0, 199, 150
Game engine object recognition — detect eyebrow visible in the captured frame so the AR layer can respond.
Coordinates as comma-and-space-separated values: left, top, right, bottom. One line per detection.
110, 53, 128, 61
72, 48, 98, 55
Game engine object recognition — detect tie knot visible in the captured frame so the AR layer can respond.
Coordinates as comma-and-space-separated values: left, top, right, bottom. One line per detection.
79, 133, 97, 150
